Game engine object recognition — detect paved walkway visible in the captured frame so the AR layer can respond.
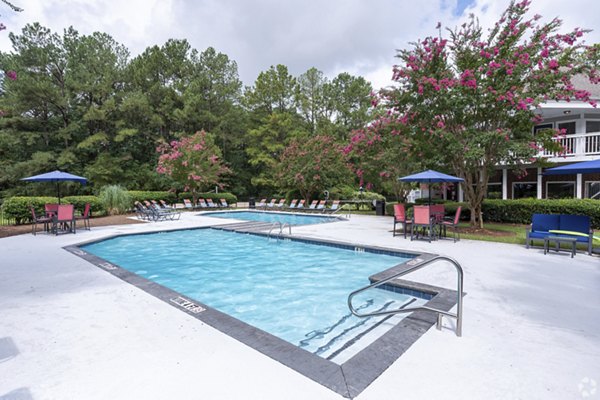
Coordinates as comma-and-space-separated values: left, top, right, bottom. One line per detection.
1, 212, 598, 399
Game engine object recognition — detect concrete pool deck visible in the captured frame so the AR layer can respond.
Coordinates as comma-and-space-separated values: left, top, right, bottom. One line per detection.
1, 211, 599, 399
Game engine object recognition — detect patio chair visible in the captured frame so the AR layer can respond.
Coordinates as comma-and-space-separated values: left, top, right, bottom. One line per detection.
316, 200, 326, 211
144, 200, 179, 221
219, 198, 231, 208
182, 199, 199, 210
411, 205, 435, 242
274, 199, 285, 209
265, 198, 277, 209
197, 198, 209, 208
30, 206, 52, 235
256, 199, 267, 208
45, 203, 59, 219
75, 202, 91, 231
287, 199, 298, 210
393, 204, 412, 238
441, 206, 462, 242
205, 198, 219, 208
52, 204, 75, 235
324, 200, 341, 214
306, 200, 319, 212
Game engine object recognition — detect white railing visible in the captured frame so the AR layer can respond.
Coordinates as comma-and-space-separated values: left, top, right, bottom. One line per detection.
539, 131, 600, 158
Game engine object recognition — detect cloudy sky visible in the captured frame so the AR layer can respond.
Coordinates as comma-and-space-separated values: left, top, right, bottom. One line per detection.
0, 0, 598, 88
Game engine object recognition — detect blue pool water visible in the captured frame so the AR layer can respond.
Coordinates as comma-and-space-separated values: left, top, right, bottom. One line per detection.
202, 210, 337, 225
83, 229, 422, 360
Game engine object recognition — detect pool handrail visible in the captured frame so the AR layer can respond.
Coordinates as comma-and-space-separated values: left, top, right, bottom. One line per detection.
347, 255, 463, 337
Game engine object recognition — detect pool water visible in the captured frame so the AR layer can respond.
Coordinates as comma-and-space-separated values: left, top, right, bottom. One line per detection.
202, 210, 337, 225
83, 229, 424, 361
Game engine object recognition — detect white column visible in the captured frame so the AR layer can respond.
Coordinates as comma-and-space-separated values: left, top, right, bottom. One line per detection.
458, 184, 464, 202
502, 169, 508, 200
537, 167, 543, 199
577, 174, 583, 199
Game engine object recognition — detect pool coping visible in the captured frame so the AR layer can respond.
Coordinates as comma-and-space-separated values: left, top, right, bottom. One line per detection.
65, 227, 460, 399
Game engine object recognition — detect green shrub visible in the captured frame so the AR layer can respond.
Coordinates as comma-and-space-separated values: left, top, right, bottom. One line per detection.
349, 191, 385, 201
127, 191, 178, 205
62, 196, 105, 216
481, 199, 600, 228
2, 196, 57, 224
98, 186, 131, 215
1, 196, 103, 224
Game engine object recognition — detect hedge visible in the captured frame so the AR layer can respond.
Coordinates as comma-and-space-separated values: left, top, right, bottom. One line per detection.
387, 199, 600, 229
1, 196, 106, 224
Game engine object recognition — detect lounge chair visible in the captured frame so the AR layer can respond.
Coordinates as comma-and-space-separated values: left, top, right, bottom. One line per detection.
52, 204, 75, 235
197, 198, 209, 209
30, 206, 52, 235
75, 202, 91, 230
274, 199, 285, 209
441, 206, 462, 242
219, 198, 231, 208
306, 200, 318, 212
183, 199, 197, 210
393, 204, 412, 238
205, 198, 219, 208
144, 200, 180, 221
296, 199, 306, 210
159, 200, 175, 209
256, 199, 267, 208
287, 199, 298, 210
324, 200, 341, 214
265, 198, 276, 209
316, 200, 326, 211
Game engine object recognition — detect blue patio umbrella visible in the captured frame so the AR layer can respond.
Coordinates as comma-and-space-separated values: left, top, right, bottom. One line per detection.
543, 159, 600, 175
399, 169, 464, 204
21, 170, 87, 204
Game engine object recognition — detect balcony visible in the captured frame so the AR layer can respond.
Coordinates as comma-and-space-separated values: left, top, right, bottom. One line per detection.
538, 131, 600, 162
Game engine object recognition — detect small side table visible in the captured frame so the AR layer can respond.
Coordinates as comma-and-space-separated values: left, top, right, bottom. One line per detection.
544, 236, 577, 258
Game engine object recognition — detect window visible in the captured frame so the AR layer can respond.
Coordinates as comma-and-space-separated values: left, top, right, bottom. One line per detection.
546, 181, 575, 199
585, 182, 600, 199
533, 123, 553, 134
513, 182, 537, 199
586, 121, 600, 154
486, 183, 502, 199
558, 121, 576, 135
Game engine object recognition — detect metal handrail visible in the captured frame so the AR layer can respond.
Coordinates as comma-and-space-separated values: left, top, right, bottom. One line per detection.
267, 222, 281, 239
347, 255, 463, 337
281, 223, 292, 236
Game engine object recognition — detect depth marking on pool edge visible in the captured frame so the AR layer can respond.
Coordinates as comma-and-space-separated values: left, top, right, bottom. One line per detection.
170, 296, 205, 314
354, 247, 365, 252
98, 262, 117, 270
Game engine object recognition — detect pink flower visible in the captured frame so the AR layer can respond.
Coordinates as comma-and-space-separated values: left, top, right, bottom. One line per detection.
548, 59, 559, 70
5, 70, 16, 80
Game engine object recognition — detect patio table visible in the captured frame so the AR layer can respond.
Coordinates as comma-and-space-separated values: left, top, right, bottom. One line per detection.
543, 235, 577, 258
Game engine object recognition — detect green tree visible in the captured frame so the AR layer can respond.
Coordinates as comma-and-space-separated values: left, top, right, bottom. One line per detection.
377, 0, 598, 226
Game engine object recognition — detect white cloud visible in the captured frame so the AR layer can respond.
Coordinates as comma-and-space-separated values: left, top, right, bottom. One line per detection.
0, 0, 598, 88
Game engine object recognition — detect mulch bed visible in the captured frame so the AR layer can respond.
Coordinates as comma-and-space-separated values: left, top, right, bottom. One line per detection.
457, 227, 516, 237
0, 214, 145, 239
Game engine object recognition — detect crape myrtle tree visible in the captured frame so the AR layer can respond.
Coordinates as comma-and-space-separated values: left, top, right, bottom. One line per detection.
375, 0, 598, 227
344, 110, 423, 202
156, 130, 231, 203
275, 135, 353, 203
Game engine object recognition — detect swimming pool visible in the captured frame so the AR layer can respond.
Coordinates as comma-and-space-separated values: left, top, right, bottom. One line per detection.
202, 210, 338, 225
82, 228, 424, 361
72, 228, 456, 397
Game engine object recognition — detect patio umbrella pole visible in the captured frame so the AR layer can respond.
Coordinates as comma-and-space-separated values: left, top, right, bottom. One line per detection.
57, 181, 60, 204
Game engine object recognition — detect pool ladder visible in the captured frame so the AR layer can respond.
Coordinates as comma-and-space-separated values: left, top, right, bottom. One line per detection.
268, 222, 291, 239
347, 256, 464, 337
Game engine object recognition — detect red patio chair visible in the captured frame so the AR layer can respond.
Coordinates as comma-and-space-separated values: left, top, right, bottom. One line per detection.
30, 206, 52, 235
411, 205, 435, 242
393, 204, 412, 238
75, 202, 91, 230
52, 204, 75, 235
441, 206, 462, 242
